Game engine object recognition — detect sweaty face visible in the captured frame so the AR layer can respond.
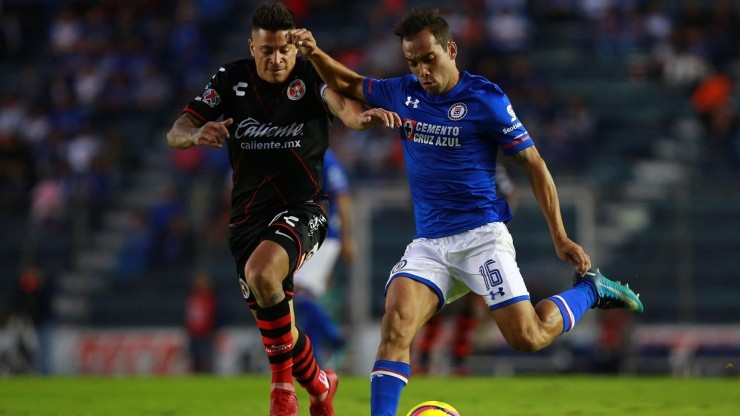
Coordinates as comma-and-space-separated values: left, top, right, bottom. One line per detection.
402, 29, 459, 95
249, 28, 297, 84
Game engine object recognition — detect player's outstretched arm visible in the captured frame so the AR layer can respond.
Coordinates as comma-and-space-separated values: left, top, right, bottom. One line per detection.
289, 28, 366, 102
323, 87, 401, 130
167, 113, 233, 149
512, 146, 591, 276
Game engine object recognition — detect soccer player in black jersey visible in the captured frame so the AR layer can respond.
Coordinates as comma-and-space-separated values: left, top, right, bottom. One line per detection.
166, 3, 400, 416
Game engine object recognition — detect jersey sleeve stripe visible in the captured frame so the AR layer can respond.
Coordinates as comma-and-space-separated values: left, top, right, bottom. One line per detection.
365, 78, 375, 94
182, 107, 206, 121
501, 134, 531, 150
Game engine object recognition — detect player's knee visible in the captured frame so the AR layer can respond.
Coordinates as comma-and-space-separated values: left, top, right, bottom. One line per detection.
244, 267, 280, 296
380, 306, 418, 349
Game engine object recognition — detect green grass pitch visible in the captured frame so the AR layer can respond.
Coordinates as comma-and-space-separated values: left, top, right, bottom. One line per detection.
1, 375, 737, 415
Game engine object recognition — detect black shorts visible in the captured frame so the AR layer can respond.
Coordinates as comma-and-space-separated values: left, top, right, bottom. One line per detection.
229, 195, 329, 308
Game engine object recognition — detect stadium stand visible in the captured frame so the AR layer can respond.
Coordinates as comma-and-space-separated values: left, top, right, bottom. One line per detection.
1, 0, 739, 375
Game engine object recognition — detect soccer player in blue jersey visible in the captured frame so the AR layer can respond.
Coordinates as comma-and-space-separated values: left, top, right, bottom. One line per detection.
290, 7, 644, 416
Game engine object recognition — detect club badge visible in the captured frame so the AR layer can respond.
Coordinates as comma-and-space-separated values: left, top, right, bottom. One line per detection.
448, 102, 467, 121
287, 79, 306, 100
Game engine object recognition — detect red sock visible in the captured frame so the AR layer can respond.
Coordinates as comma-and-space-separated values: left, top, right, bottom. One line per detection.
256, 298, 294, 388
293, 329, 329, 398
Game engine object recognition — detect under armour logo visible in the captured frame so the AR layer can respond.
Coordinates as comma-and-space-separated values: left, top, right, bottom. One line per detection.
489, 287, 506, 300
405, 96, 419, 108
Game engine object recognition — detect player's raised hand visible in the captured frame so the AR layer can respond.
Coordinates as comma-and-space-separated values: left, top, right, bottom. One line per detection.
288, 28, 318, 56
358, 108, 402, 129
554, 238, 591, 277
192, 118, 233, 148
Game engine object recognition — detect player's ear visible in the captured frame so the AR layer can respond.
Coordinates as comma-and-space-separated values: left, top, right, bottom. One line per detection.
448, 41, 457, 60
248, 38, 255, 57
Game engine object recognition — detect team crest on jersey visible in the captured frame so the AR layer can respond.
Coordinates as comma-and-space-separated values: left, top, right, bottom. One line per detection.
448, 102, 467, 120
201, 88, 221, 107
287, 79, 306, 100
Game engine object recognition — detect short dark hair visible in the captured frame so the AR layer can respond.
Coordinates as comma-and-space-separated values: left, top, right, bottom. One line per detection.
252, 2, 295, 32
393, 8, 452, 50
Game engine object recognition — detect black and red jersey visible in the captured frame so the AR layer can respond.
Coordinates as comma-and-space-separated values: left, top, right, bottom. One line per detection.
183, 58, 332, 225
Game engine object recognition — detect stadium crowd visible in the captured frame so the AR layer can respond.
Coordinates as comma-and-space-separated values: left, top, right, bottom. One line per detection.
1, 0, 739, 373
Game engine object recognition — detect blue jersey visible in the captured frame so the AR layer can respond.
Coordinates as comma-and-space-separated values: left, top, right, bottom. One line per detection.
363, 71, 533, 238
323, 149, 349, 240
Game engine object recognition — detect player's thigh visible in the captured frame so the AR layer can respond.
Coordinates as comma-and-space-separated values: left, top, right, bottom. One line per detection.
453, 223, 530, 309
263, 198, 329, 277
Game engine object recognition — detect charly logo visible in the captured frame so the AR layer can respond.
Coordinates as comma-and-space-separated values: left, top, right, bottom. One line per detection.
448, 102, 467, 120
287, 79, 306, 100
233, 82, 248, 96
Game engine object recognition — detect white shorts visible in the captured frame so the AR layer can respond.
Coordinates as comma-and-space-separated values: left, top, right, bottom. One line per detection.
294, 238, 341, 298
387, 222, 530, 311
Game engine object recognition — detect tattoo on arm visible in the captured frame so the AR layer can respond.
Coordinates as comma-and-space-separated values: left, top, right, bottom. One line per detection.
167, 113, 205, 149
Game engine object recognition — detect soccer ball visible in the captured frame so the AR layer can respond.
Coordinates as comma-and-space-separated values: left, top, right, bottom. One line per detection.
406, 401, 461, 416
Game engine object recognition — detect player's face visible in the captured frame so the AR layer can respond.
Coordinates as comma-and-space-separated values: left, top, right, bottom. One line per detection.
249, 28, 298, 84
402, 29, 459, 95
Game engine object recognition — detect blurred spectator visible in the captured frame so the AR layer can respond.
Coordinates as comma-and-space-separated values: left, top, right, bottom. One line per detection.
30, 171, 68, 226
73, 60, 105, 107
654, 26, 712, 88
642, 2, 674, 49
159, 211, 196, 267
184, 269, 217, 373
148, 182, 192, 268
0, 10, 23, 60
114, 209, 154, 283
486, 5, 532, 55
21, 104, 52, 148
49, 7, 82, 57
2, 267, 54, 374
97, 68, 134, 114
0, 92, 25, 136
134, 64, 174, 111
542, 94, 598, 170
169, 0, 208, 91
65, 124, 101, 174
0, 131, 36, 213
591, 3, 642, 56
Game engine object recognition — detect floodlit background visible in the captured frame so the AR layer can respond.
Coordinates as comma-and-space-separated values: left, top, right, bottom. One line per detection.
1, 0, 739, 377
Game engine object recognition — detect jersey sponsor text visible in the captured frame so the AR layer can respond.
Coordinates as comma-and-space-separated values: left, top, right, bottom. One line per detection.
234, 117, 304, 139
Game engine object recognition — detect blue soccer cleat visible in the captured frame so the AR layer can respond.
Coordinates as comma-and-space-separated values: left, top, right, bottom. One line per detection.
575, 268, 644, 314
